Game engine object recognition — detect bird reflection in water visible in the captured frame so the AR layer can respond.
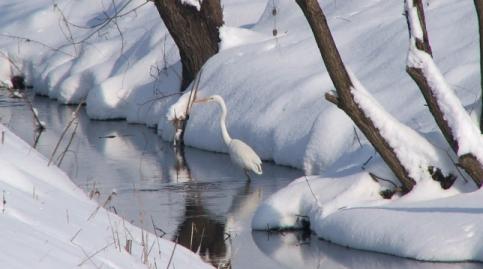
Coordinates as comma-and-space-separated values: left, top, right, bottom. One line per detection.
171, 145, 261, 269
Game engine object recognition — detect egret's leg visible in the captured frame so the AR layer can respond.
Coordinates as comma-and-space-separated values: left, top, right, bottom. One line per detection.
244, 170, 252, 182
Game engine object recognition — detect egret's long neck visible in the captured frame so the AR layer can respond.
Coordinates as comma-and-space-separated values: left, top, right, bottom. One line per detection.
217, 98, 232, 145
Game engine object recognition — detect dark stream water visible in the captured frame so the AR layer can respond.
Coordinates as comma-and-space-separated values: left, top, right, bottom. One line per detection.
1, 92, 482, 269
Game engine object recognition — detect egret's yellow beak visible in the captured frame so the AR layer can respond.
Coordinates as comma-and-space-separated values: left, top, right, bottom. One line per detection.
194, 98, 210, 104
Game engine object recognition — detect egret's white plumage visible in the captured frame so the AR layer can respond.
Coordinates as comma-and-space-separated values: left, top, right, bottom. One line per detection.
195, 95, 262, 177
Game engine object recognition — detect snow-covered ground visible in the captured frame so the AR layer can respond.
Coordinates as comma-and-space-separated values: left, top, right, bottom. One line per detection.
1, 0, 483, 263
0, 124, 212, 268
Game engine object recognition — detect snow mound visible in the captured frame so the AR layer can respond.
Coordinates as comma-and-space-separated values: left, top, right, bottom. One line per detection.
251, 173, 382, 230
0, 124, 212, 269
252, 169, 483, 262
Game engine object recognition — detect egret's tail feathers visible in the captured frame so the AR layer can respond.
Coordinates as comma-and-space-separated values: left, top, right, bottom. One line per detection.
254, 163, 263, 175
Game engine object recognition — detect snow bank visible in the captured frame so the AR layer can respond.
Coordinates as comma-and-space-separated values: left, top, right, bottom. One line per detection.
317, 191, 483, 262
252, 168, 483, 262
0, 124, 212, 269
252, 173, 383, 230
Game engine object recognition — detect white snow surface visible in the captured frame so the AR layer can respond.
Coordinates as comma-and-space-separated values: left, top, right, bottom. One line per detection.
2, 0, 483, 263
406, 0, 424, 39
0, 124, 212, 268
180, 0, 202, 11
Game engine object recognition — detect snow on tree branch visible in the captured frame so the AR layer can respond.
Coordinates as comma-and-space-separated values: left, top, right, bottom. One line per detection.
406, 0, 424, 39
349, 71, 451, 182
407, 44, 483, 162
180, 0, 202, 11
405, 0, 483, 164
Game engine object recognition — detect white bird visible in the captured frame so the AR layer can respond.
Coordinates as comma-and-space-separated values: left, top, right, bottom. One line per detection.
194, 95, 263, 179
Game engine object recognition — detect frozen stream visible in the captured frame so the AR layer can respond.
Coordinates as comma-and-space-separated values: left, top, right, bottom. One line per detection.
1, 92, 482, 269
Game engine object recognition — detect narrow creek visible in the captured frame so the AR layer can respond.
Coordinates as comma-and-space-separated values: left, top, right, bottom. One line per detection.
1, 92, 482, 269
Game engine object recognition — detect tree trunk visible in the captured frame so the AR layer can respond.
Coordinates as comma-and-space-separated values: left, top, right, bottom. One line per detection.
295, 0, 416, 193
475, 0, 483, 132
153, 0, 223, 91
405, 0, 483, 187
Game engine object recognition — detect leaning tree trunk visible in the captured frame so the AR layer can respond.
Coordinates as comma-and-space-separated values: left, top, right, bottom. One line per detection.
405, 0, 483, 187
153, 0, 223, 91
154, 0, 222, 145
295, 0, 416, 193
475, 0, 483, 132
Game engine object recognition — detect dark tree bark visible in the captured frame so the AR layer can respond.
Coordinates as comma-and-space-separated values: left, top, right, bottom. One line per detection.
295, 0, 417, 193
153, 0, 223, 91
405, 0, 483, 187
475, 0, 483, 132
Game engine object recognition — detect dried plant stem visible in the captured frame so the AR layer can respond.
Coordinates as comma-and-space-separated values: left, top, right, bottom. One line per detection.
151, 216, 162, 255
87, 191, 116, 221
57, 118, 79, 166
166, 237, 178, 269
7, 89, 44, 131
70, 229, 82, 242
77, 241, 115, 266
174, 68, 203, 146
48, 100, 84, 166
305, 176, 321, 207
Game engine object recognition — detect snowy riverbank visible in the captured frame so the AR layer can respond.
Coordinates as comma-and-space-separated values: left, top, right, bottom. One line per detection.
0, 124, 212, 268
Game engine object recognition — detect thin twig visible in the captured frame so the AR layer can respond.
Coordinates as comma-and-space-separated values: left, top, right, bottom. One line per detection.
77, 241, 115, 266
189, 222, 195, 250
33, 129, 43, 149
57, 118, 79, 166
369, 172, 399, 189
166, 237, 178, 269
0, 51, 22, 74
304, 176, 321, 207
48, 100, 84, 166
87, 190, 116, 221
151, 216, 162, 255
0, 33, 74, 57
139, 92, 183, 106
70, 228, 82, 242
57, 0, 138, 48
185, 67, 204, 116
445, 151, 469, 183
353, 126, 362, 148
174, 68, 204, 145
7, 90, 45, 132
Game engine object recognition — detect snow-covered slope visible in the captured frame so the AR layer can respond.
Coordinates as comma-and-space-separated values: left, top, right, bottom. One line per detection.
0, 124, 212, 268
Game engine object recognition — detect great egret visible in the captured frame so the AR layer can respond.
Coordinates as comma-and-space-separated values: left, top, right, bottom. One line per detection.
194, 95, 263, 179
